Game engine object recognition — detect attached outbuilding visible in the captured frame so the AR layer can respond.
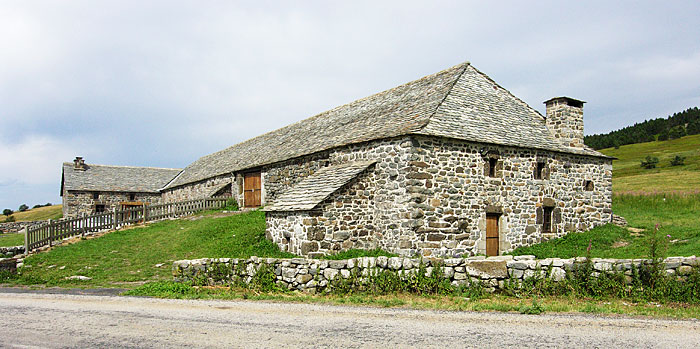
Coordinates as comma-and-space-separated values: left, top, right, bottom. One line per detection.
162, 62, 613, 258
60, 157, 182, 219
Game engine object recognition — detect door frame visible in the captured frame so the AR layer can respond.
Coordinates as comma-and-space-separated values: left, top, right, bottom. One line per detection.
485, 213, 500, 256
243, 171, 262, 208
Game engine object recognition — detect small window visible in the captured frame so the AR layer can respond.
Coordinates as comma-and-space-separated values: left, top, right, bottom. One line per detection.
543, 206, 553, 233
95, 204, 106, 213
93, 192, 99, 200
129, 193, 136, 201
534, 161, 546, 180
488, 158, 498, 177
584, 180, 594, 191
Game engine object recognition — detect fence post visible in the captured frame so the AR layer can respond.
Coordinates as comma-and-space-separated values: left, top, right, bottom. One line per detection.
48, 219, 54, 247
143, 204, 148, 223
22, 227, 28, 254
112, 208, 118, 230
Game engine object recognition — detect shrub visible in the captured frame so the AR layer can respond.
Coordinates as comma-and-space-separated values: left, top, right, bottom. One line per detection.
640, 155, 659, 169
18, 204, 29, 212
669, 125, 687, 140
670, 155, 685, 166
32, 204, 42, 209
4, 216, 15, 222
225, 198, 239, 211
2, 209, 12, 217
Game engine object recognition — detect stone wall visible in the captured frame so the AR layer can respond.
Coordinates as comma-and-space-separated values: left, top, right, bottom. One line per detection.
63, 190, 163, 219
162, 174, 234, 204
265, 135, 612, 258
266, 137, 415, 256
0, 221, 44, 234
0, 245, 25, 258
173, 255, 699, 293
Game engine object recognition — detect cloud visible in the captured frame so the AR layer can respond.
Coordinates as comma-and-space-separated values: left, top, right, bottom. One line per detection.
0, 136, 80, 186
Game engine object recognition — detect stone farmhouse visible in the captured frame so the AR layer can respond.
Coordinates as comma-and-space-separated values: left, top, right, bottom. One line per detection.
60, 157, 181, 219
62, 62, 613, 257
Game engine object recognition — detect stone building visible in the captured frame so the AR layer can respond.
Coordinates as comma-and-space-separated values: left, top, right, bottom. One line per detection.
60, 157, 181, 219
161, 62, 613, 258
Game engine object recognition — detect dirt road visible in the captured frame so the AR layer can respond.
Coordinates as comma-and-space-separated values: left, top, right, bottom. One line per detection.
1, 292, 698, 348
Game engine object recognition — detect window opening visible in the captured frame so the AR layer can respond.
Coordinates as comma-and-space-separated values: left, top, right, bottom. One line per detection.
488, 158, 497, 177
95, 204, 106, 213
584, 180, 594, 191
535, 161, 546, 180
93, 192, 99, 200
543, 206, 553, 233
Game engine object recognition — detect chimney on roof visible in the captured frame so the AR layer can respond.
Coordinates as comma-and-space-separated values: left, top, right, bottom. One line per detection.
544, 97, 585, 148
73, 157, 86, 171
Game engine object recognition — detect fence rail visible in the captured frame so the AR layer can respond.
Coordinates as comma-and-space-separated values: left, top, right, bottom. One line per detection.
23, 198, 228, 252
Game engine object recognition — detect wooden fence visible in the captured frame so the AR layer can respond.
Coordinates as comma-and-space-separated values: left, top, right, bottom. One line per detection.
23, 198, 228, 252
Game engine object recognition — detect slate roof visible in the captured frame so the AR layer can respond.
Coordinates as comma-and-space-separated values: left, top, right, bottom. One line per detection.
61, 163, 182, 194
165, 62, 608, 190
263, 161, 376, 211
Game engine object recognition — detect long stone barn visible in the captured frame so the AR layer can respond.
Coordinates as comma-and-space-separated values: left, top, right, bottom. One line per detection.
155, 61, 613, 258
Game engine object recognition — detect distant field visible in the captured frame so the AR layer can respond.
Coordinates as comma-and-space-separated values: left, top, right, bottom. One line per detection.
598, 134, 700, 193
0, 233, 24, 247
2, 205, 63, 223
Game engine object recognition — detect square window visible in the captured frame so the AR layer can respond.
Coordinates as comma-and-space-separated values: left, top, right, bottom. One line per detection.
93, 192, 99, 200
535, 162, 546, 180
129, 194, 136, 201
584, 180, 594, 191
95, 204, 106, 213
488, 158, 498, 177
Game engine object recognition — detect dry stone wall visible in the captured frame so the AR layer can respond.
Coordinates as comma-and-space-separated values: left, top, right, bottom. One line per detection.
0, 221, 44, 234
0, 245, 25, 258
173, 255, 699, 293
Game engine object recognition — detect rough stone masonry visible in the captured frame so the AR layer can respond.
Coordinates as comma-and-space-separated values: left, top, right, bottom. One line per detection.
173, 255, 698, 293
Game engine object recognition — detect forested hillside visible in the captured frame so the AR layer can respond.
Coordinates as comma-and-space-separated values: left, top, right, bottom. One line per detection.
584, 107, 700, 150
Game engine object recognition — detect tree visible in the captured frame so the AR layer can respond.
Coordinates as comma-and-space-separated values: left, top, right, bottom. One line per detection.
657, 129, 670, 141
2, 209, 12, 217
669, 125, 687, 140
641, 155, 659, 169
670, 155, 686, 166
18, 204, 29, 212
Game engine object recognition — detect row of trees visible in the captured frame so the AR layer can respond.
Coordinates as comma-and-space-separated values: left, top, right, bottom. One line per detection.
3, 203, 53, 217
584, 107, 700, 150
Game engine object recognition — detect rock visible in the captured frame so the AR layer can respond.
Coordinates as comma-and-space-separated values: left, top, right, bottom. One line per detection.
388, 257, 402, 270
464, 260, 507, 279
154, 263, 164, 268
65, 275, 92, 281
296, 274, 313, 284
677, 265, 693, 275
514, 255, 535, 261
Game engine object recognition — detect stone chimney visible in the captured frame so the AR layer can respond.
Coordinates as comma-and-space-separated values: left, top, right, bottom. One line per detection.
73, 157, 86, 171
544, 97, 585, 148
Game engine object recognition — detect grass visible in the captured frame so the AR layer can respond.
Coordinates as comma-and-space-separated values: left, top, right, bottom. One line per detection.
598, 134, 700, 193
2, 210, 294, 288
2, 205, 63, 223
0, 233, 24, 247
510, 193, 700, 258
123, 282, 700, 319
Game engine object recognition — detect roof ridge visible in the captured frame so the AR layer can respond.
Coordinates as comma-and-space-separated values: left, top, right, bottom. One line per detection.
194, 62, 474, 162
467, 64, 547, 121
62, 162, 181, 171
415, 61, 471, 133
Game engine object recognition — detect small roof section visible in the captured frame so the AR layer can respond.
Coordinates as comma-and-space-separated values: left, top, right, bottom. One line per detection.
263, 161, 376, 212
61, 162, 182, 194
543, 97, 586, 108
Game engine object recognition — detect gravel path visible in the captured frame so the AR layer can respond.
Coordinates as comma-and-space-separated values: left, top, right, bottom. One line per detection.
1, 292, 699, 348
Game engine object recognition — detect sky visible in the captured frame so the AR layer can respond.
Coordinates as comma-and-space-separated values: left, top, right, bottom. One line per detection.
1, 0, 699, 210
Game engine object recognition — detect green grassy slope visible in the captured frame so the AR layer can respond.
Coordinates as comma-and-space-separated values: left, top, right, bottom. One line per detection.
0, 233, 24, 247
3, 205, 63, 222
4, 210, 294, 288
598, 134, 700, 193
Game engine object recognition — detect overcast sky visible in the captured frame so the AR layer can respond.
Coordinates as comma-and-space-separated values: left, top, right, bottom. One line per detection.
1, 1, 699, 210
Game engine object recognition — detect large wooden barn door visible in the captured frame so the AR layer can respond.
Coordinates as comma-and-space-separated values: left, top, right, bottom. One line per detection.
244, 172, 262, 207
486, 213, 499, 256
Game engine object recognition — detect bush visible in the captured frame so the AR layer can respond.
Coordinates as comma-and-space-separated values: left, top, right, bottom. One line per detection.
225, 198, 239, 211
3, 215, 15, 222
669, 125, 687, 140
2, 209, 12, 217
640, 155, 659, 169
32, 204, 42, 209
670, 155, 686, 166
18, 204, 29, 212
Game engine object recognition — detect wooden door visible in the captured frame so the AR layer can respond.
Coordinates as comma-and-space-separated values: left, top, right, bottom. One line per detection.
486, 214, 499, 256
244, 172, 262, 207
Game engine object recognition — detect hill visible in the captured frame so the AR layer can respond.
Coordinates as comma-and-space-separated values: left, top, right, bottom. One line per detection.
598, 134, 700, 194
2, 205, 63, 223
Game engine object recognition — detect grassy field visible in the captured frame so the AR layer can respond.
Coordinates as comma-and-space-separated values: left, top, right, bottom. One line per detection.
510, 193, 700, 258
0, 233, 24, 247
3, 210, 293, 288
598, 134, 700, 193
2, 205, 63, 223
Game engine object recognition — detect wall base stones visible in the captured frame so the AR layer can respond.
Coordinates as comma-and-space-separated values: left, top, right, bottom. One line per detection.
0, 246, 25, 258
173, 255, 699, 293
0, 221, 44, 234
